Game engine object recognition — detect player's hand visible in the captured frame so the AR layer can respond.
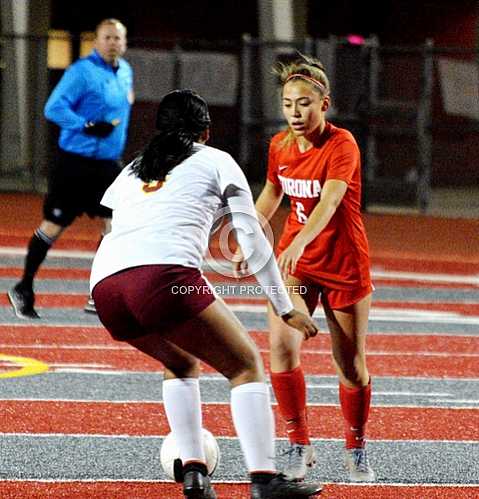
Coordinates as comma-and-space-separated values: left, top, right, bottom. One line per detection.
84, 120, 117, 138
277, 241, 305, 280
281, 309, 319, 340
232, 247, 248, 278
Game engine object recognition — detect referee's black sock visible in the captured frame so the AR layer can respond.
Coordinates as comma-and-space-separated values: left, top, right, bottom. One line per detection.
19, 229, 56, 291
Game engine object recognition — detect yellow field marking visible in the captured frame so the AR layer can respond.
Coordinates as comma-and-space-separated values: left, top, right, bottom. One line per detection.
0, 354, 49, 379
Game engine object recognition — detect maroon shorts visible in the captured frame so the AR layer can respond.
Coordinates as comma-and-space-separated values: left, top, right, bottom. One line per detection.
92, 264, 216, 341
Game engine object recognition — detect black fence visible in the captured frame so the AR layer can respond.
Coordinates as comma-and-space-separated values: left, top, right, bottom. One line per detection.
1, 33, 478, 213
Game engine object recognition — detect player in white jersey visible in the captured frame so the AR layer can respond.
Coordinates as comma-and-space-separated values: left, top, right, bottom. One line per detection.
90, 90, 322, 499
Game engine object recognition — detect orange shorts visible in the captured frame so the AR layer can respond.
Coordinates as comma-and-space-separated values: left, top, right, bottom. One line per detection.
290, 268, 373, 310
320, 283, 373, 310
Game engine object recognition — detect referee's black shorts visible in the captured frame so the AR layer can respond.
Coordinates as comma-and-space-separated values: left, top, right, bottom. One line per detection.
43, 148, 122, 227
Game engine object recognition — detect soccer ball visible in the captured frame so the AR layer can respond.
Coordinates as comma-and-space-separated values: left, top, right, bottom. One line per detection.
160, 428, 220, 479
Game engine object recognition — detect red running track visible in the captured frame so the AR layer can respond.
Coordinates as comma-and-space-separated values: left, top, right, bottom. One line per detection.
1, 326, 478, 355
1, 194, 478, 498
0, 326, 478, 378
1, 400, 478, 441
0, 344, 477, 378
0, 481, 477, 499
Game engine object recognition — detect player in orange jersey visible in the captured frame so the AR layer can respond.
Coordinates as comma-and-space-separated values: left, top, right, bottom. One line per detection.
235, 54, 375, 482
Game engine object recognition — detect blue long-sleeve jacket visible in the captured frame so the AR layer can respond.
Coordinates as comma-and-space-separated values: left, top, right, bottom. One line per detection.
44, 49, 134, 160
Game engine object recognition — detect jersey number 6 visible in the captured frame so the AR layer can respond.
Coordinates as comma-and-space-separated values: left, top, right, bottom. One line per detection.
296, 201, 308, 224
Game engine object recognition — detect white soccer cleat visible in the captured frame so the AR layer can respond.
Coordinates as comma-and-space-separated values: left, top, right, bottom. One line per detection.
283, 443, 317, 481
344, 447, 376, 482
84, 295, 97, 314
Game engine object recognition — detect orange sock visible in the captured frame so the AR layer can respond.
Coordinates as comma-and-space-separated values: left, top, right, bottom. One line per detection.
271, 366, 310, 445
339, 379, 371, 449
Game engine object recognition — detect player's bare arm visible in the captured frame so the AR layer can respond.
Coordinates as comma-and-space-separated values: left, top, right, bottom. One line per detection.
255, 180, 284, 227
277, 178, 347, 278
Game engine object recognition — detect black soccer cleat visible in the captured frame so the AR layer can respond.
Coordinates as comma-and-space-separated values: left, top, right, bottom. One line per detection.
174, 458, 184, 483
7, 284, 40, 319
251, 473, 322, 498
183, 469, 217, 499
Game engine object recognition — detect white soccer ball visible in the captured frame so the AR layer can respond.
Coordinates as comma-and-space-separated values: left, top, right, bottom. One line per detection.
160, 428, 220, 479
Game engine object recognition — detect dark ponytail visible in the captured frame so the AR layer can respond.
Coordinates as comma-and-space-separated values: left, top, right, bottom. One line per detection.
131, 89, 211, 182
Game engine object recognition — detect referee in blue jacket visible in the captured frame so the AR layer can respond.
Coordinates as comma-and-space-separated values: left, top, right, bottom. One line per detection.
8, 18, 134, 319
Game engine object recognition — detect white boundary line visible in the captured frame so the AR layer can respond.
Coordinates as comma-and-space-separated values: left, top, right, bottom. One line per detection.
1, 343, 478, 358
1, 246, 478, 284
1, 398, 477, 409
29, 369, 479, 383
0, 477, 477, 487
2, 310, 479, 324
228, 304, 479, 324
0, 247, 95, 259
0, 432, 477, 444
35, 371, 479, 382
371, 269, 479, 285
0, 343, 479, 360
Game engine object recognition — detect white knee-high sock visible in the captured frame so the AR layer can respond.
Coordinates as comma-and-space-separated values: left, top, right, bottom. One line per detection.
231, 381, 276, 473
162, 377, 205, 464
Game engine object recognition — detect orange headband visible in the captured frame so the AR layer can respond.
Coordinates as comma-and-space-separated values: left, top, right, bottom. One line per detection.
285, 73, 327, 93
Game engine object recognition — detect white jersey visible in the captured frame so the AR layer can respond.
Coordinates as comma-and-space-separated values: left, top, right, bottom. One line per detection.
90, 143, 294, 316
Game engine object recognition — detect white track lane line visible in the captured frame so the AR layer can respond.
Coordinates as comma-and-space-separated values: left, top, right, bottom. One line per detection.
1, 396, 478, 409
0, 477, 477, 488
0, 344, 478, 358
1, 246, 478, 284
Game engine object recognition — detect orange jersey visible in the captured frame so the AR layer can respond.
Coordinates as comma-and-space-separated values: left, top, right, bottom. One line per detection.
267, 122, 371, 291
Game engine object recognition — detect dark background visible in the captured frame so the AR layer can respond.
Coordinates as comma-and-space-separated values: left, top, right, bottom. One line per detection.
50, 0, 478, 48
46, 0, 479, 188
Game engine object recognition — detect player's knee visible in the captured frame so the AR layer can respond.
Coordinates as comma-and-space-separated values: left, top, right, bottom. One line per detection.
227, 347, 264, 385
333, 353, 366, 386
270, 333, 299, 363
39, 220, 65, 239
164, 359, 200, 379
